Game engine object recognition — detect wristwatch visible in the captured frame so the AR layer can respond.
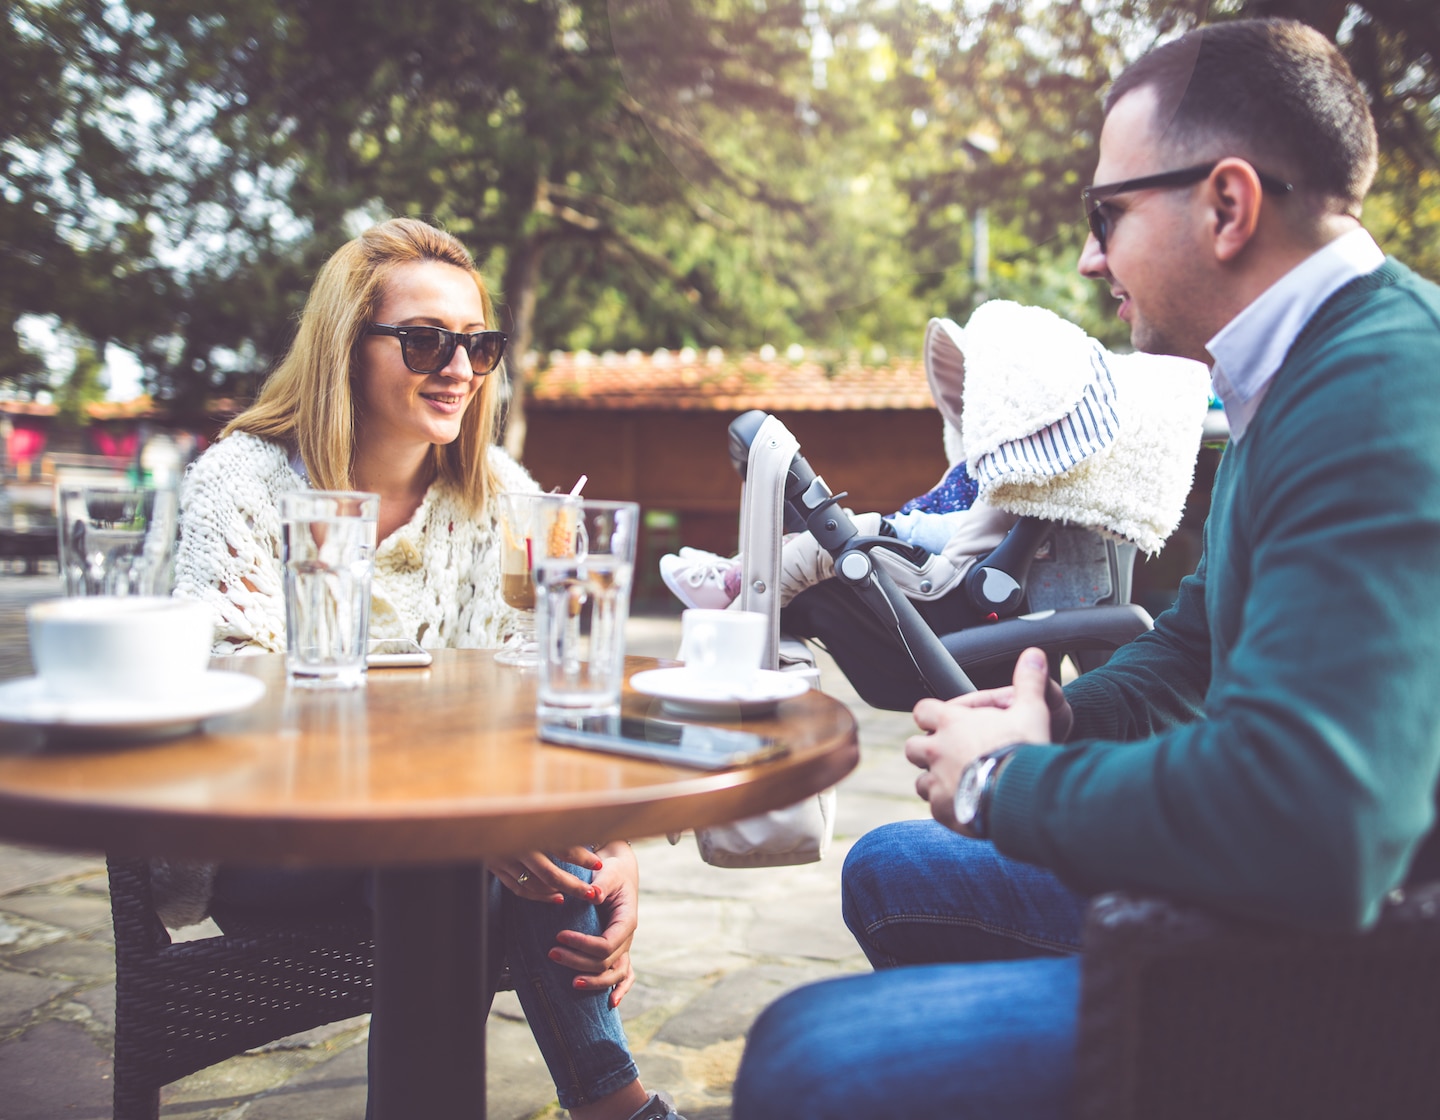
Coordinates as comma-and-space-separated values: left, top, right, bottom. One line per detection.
953, 745, 1021, 839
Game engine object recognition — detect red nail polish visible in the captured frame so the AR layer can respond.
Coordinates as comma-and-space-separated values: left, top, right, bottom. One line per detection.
548, 949, 563, 962
551, 894, 565, 905
586, 886, 599, 901
575, 978, 587, 989
592, 859, 603, 870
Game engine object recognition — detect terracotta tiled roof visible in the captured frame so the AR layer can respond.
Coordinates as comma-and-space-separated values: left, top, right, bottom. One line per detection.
525, 348, 935, 411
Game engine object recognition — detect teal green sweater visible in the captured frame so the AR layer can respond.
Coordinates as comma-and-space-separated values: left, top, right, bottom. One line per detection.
990, 259, 1440, 931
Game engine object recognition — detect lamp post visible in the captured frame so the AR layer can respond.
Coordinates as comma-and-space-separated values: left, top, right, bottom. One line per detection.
960, 131, 999, 302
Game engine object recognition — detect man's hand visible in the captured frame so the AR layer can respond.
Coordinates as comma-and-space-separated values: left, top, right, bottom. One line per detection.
906, 647, 1061, 833
549, 840, 639, 1008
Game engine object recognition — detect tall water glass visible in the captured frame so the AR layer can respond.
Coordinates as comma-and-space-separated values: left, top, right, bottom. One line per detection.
533, 500, 640, 724
280, 491, 379, 689
58, 484, 179, 597
496, 491, 581, 667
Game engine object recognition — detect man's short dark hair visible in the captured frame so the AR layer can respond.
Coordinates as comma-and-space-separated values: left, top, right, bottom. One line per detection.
1105, 19, 1377, 212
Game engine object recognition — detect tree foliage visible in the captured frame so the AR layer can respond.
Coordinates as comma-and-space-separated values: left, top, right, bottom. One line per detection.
2, 0, 1437, 434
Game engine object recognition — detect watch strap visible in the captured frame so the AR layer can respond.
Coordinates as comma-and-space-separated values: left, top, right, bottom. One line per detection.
974, 744, 1022, 839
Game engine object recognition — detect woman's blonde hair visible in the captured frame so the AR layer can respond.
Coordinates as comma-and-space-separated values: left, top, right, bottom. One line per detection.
223, 217, 503, 511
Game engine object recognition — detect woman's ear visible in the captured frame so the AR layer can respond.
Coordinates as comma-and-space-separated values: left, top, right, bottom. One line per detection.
1207, 158, 1265, 263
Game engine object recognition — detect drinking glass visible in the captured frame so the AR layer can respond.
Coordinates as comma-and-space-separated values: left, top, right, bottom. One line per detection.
533, 500, 640, 724
58, 484, 180, 597
496, 492, 580, 667
280, 491, 379, 689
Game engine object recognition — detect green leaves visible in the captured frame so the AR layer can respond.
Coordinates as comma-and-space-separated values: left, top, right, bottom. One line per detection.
4, 0, 1438, 423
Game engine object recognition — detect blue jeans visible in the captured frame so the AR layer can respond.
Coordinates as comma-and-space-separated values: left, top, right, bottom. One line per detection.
733, 820, 1088, 1119
213, 862, 637, 1111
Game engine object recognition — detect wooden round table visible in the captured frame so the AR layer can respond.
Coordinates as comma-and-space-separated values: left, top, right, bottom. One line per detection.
0, 649, 860, 1116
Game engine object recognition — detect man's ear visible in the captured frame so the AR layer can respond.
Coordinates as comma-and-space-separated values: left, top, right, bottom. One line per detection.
1207, 158, 1264, 263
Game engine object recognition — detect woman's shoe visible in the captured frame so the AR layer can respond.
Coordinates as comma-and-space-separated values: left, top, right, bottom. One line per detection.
626, 1089, 687, 1120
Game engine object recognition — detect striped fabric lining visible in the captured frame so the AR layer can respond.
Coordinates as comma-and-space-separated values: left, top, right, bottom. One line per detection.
973, 344, 1120, 488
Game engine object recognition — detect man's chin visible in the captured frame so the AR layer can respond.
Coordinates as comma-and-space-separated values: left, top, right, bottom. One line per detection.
1129, 324, 1201, 363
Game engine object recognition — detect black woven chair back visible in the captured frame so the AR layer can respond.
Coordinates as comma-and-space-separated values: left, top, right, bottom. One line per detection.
1076, 883, 1440, 1120
107, 856, 373, 1120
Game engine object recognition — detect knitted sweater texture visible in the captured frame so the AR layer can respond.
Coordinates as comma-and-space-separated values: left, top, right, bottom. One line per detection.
156, 432, 536, 928
991, 259, 1440, 932
174, 431, 537, 655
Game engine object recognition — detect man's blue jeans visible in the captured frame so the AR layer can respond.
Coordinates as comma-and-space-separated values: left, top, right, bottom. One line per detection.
733, 819, 1089, 1118
213, 861, 636, 1110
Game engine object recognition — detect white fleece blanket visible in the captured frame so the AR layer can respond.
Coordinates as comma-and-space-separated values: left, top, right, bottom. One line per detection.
950, 301, 1211, 555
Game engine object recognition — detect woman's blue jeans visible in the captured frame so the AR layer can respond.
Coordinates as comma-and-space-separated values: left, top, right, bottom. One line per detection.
733, 819, 1089, 1119
212, 862, 637, 1111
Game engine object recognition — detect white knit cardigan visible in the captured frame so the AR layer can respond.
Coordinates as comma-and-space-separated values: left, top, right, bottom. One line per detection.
155, 431, 537, 928
174, 431, 538, 655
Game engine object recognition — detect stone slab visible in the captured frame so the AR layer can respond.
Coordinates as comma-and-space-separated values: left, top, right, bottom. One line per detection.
0, 967, 73, 1033
227, 1039, 368, 1120
653, 962, 840, 1050
11, 937, 116, 982
0, 846, 107, 897
0, 1018, 112, 1118
73, 978, 116, 1033
0, 892, 114, 935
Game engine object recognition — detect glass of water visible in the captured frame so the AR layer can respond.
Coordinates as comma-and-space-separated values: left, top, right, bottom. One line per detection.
280, 491, 379, 689
533, 500, 640, 724
58, 484, 179, 597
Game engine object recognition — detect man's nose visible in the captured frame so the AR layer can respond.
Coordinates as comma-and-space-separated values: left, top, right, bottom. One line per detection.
1077, 232, 1109, 279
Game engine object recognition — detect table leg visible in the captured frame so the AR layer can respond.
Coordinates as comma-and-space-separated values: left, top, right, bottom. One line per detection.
369, 865, 489, 1117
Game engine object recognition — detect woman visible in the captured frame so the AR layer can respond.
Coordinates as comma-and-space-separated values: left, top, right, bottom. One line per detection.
168, 217, 682, 1120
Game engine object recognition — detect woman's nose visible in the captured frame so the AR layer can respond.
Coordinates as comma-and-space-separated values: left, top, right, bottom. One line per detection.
439, 342, 475, 380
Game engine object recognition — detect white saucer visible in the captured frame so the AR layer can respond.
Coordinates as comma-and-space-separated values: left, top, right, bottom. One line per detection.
630, 667, 810, 718
0, 671, 267, 741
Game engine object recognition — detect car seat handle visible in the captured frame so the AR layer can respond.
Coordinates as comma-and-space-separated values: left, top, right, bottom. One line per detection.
964, 517, 1053, 618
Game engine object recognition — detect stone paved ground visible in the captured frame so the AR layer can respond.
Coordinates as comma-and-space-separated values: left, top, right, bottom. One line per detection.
0, 573, 924, 1118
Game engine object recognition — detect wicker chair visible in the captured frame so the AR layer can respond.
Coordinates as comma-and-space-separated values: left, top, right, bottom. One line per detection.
106, 856, 374, 1120
1075, 880, 1440, 1120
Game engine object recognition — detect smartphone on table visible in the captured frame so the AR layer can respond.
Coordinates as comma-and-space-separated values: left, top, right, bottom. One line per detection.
539, 715, 787, 770
366, 638, 433, 668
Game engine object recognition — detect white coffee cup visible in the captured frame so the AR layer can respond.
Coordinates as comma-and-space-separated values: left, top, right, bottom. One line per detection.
27, 597, 214, 705
679, 609, 768, 683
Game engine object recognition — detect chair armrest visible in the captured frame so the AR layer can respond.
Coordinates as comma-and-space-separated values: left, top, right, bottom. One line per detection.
1075, 884, 1440, 1120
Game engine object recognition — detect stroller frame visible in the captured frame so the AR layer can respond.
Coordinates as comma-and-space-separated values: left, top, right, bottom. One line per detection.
730, 410, 1155, 711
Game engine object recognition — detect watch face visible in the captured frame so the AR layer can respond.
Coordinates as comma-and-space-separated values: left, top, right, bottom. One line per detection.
954, 759, 988, 827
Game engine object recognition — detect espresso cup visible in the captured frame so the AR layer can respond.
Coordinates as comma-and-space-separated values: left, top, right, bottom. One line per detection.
27, 597, 214, 705
679, 609, 768, 683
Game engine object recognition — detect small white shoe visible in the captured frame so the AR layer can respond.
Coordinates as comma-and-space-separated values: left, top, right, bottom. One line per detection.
659, 548, 740, 610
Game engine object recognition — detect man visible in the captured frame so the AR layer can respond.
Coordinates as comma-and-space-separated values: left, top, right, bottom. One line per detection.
732, 18, 1440, 1118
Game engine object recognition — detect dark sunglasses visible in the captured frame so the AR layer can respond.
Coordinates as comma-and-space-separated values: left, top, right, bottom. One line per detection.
365, 323, 508, 375
1081, 161, 1293, 254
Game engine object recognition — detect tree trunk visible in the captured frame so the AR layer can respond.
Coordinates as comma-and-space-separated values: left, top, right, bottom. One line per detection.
499, 196, 547, 462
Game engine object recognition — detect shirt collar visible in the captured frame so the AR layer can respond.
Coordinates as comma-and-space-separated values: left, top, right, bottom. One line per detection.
1206, 227, 1384, 441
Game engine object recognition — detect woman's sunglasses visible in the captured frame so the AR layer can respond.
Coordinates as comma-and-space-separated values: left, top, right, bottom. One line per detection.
1081, 161, 1292, 255
365, 323, 508, 375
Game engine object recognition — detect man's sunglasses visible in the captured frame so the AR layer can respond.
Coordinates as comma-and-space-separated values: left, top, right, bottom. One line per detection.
1081, 161, 1293, 254
365, 323, 508, 375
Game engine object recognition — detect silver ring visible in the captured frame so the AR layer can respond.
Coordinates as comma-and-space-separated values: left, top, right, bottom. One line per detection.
516, 872, 530, 885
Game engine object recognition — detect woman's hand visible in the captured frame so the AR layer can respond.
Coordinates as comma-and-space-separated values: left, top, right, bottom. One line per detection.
549, 841, 640, 1008
491, 847, 604, 905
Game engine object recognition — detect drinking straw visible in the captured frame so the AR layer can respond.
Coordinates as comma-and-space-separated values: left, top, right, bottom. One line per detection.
569, 475, 588, 497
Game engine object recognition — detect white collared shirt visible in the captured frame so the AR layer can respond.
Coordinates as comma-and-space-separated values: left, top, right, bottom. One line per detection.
1207, 227, 1385, 441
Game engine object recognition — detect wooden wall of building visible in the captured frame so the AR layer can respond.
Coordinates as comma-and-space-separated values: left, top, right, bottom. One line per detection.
521, 407, 949, 607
